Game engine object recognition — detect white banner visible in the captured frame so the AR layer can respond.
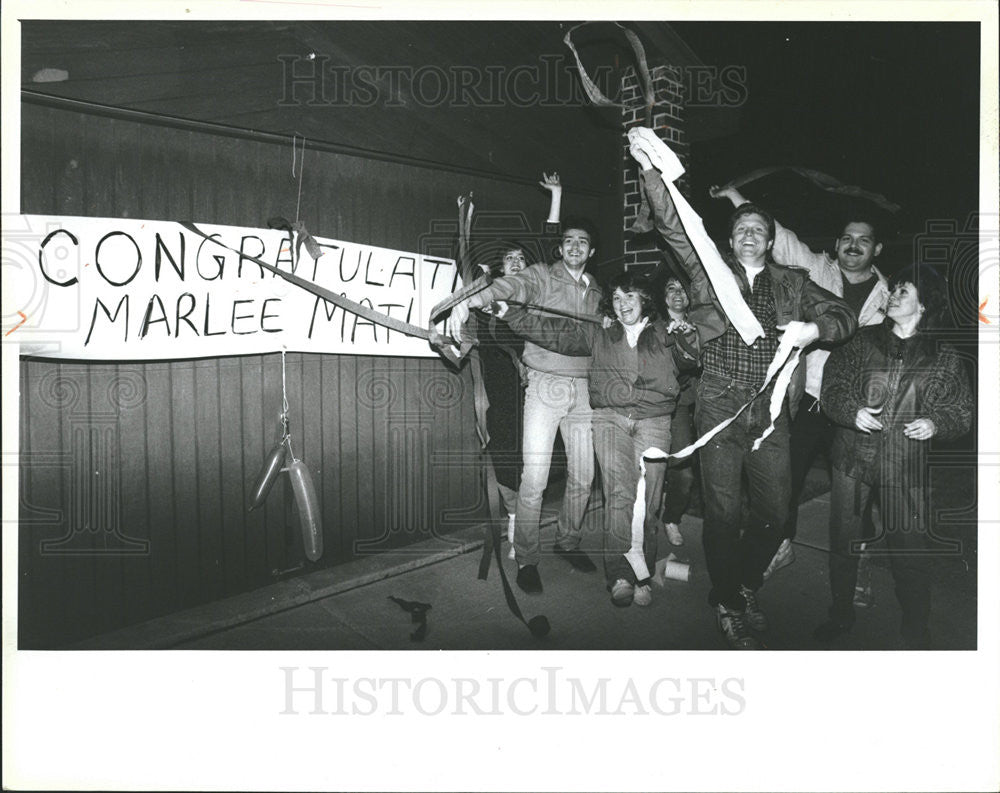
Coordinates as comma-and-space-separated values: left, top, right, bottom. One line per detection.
2, 215, 460, 360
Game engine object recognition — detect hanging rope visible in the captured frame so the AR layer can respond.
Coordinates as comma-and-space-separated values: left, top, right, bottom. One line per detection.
293, 135, 307, 225
280, 347, 296, 462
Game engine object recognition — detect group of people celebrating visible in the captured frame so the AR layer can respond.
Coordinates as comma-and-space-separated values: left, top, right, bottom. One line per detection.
447, 129, 973, 650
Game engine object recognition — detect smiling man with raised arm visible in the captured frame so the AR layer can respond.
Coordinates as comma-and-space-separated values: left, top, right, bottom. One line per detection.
712, 185, 890, 585
629, 130, 856, 649
448, 218, 603, 596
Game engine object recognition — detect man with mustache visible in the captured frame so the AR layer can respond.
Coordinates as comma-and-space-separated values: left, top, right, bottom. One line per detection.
712, 186, 890, 586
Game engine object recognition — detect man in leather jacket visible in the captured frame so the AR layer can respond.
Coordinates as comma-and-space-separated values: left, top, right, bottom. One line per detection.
630, 133, 856, 648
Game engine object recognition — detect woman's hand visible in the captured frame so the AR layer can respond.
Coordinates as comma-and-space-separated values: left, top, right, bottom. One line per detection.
855, 405, 884, 433
667, 318, 695, 334
903, 417, 936, 441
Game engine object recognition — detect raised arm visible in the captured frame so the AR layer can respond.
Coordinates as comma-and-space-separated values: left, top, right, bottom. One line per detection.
539, 172, 562, 225
629, 146, 726, 346
709, 183, 749, 208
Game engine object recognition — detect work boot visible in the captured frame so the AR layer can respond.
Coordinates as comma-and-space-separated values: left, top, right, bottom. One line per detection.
715, 604, 762, 650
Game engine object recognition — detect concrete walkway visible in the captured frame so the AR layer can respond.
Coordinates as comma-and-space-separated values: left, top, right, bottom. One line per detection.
75, 470, 977, 651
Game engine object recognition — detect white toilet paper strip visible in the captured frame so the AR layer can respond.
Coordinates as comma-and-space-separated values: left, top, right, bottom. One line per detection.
622, 337, 802, 581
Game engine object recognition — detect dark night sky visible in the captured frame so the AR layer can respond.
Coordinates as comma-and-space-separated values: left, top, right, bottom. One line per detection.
670, 22, 982, 252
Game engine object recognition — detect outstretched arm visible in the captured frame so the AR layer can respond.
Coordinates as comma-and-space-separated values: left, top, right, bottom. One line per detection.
501, 304, 595, 356
447, 264, 547, 342
539, 172, 562, 225
798, 277, 857, 344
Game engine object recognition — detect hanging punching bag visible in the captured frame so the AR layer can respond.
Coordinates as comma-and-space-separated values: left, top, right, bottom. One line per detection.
248, 438, 288, 511
287, 459, 323, 561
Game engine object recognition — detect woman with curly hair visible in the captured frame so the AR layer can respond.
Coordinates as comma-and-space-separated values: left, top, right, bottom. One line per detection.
499, 269, 724, 607
815, 263, 973, 648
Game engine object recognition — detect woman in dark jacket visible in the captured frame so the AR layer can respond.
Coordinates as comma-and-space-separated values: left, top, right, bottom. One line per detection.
816, 264, 973, 648
501, 270, 724, 608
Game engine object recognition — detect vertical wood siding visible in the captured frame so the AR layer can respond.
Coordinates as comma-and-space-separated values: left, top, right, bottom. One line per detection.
17, 103, 616, 647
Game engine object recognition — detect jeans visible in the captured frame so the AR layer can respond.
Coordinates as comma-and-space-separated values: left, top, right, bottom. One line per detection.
696, 372, 790, 609
497, 482, 518, 516
782, 394, 834, 540
662, 402, 698, 524
828, 466, 933, 646
592, 408, 671, 586
513, 370, 594, 565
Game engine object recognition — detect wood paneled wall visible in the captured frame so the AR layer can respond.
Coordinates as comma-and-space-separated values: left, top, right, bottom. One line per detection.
18, 102, 619, 647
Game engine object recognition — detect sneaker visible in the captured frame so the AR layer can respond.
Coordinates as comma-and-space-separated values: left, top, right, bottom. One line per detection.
553, 544, 597, 573
507, 545, 516, 561
633, 584, 653, 607
610, 579, 634, 608
762, 538, 795, 581
738, 585, 768, 631
716, 604, 762, 650
515, 564, 543, 595
663, 521, 684, 546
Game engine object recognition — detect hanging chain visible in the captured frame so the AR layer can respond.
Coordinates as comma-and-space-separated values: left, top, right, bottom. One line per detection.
294, 136, 306, 225
280, 347, 295, 461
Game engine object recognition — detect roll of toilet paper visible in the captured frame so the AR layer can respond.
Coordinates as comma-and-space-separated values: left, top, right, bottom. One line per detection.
662, 559, 690, 582
653, 555, 691, 586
